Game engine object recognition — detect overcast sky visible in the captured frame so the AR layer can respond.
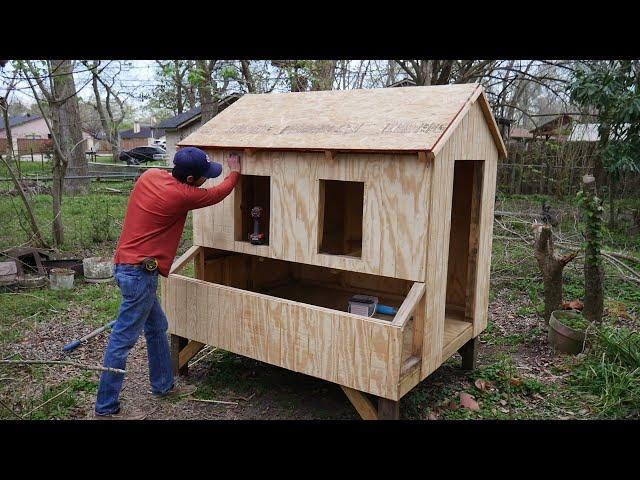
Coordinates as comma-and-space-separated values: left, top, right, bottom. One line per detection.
3, 60, 157, 112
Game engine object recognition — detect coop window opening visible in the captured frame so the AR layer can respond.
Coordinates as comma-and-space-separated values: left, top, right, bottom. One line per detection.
318, 179, 364, 258
445, 160, 484, 322
234, 174, 271, 245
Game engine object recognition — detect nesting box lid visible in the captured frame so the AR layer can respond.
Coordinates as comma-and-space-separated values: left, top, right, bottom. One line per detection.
178, 83, 507, 157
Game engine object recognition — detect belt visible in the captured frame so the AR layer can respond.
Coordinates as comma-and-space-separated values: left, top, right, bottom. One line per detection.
118, 257, 158, 272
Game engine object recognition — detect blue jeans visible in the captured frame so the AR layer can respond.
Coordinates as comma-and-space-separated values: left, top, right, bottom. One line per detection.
95, 264, 174, 415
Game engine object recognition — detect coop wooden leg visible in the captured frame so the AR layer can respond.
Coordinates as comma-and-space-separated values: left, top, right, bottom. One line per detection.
458, 336, 478, 371
341, 386, 401, 420
170, 334, 189, 377
377, 397, 400, 420
340, 386, 378, 420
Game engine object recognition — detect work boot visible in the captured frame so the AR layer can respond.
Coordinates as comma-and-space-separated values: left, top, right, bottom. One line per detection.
151, 382, 197, 399
93, 407, 147, 420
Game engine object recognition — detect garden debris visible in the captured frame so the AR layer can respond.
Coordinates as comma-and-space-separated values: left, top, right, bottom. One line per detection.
509, 377, 523, 387
0, 261, 17, 285
459, 392, 480, 411
234, 393, 256, 402
0, 359, 125, 374
562, 299, 584, 310
2, 247, 52, 276
474, 379, 494, 391
188, 398, 238, 406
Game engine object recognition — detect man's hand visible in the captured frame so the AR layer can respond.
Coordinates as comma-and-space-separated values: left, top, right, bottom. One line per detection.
228, 153, 241, 173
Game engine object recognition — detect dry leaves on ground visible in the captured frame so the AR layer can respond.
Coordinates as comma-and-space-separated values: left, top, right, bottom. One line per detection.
459, 392, 480, 411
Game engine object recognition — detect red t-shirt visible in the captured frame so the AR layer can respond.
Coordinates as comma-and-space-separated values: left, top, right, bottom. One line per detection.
114, 168, 239, 276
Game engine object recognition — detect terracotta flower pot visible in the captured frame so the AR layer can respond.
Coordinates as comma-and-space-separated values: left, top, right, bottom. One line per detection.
548, 310, 587, 355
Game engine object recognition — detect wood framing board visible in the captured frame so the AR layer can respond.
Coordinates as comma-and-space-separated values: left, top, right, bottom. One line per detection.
341, 386, 378, 420
442, 316, 473, 360
178, 84, 509, 154
421, 156, 454, 379
193, 150, 429, 282
165, 273, 405, 400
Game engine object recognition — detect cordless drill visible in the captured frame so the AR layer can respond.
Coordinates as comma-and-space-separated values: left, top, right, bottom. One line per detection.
248, 206, 265, 245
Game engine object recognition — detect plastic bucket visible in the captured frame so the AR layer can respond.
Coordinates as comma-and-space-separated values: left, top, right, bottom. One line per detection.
49, 268, 75, 290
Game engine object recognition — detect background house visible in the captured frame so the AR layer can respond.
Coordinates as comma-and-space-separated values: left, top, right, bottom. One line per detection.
530, 114, 574, 141
0, 113, 52, 155
157, 93, 241, 162
118, 121, 166, 150
509, 127, 534, 143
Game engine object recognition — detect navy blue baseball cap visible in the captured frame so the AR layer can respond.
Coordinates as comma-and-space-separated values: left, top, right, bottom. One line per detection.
173, 147, 222, 179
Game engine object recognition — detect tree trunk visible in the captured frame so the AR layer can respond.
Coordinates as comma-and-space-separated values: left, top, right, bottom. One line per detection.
174, 60, 184, 114
51, 60, 89, 196
608, 175, 616, 229
534, 223, 578, 323
51, 161, 65, 246
196, 60, 218, 123
47, 63, 67, 246
311, 60, 337, 91
582, 175, 604, 323
241, 60, 256, 93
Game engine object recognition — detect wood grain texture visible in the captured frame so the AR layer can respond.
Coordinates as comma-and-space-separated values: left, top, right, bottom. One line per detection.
166, 89, 500, 403
178, 84, 509, 155
193, 151, 428, 282
166, 274, 405, 400
418, 101, 499, 380
341, 386, 378, 420
442, 316, 474, 360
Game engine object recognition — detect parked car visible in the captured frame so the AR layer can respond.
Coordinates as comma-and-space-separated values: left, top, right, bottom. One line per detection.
118, 146, 168, 165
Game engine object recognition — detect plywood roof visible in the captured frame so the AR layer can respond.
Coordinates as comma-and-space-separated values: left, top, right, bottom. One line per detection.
179, 83, 505, 155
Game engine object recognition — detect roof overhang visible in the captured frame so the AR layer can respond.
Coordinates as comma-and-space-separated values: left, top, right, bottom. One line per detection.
179, 84, 507, 159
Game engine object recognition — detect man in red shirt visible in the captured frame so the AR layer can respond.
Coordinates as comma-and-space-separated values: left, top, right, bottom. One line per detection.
94, 147, 240, 419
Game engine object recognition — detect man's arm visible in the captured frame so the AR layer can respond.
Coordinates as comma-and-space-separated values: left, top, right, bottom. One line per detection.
181, 153, 242, 210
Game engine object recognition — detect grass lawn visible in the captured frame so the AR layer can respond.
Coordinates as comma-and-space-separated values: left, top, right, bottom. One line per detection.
0, 163, 638, 419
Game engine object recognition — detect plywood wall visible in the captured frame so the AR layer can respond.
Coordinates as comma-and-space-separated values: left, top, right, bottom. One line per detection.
421, 101, 499, 379
164, 274, 404, 400
193, 150, 431, 282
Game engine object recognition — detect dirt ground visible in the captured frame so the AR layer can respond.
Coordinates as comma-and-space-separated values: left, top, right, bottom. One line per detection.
1, 285, 592, 420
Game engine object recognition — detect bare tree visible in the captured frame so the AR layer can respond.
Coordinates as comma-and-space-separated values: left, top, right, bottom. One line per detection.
153, 60, 197, 115
0, 67, 49, 247
192, 60, 233, 123
310, 60, 337, 91
238, 60, 283, 94
240, 60, 256, 93
19, 60, 89, 245
83, 60, 127, 162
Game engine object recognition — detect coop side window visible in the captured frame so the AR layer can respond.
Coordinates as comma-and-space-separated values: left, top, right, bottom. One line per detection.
235, 175, 270, 245
318, 180, 364, 257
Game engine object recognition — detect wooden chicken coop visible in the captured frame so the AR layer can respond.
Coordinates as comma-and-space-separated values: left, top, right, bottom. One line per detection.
162, 83, 507, 419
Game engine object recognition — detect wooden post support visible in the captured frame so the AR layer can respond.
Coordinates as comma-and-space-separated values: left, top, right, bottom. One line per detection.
341, 386, 378, 420
171, 334, 189, 376
378, 397, 400, 420
458, 336, 478, 371
341, 386, 401, 420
